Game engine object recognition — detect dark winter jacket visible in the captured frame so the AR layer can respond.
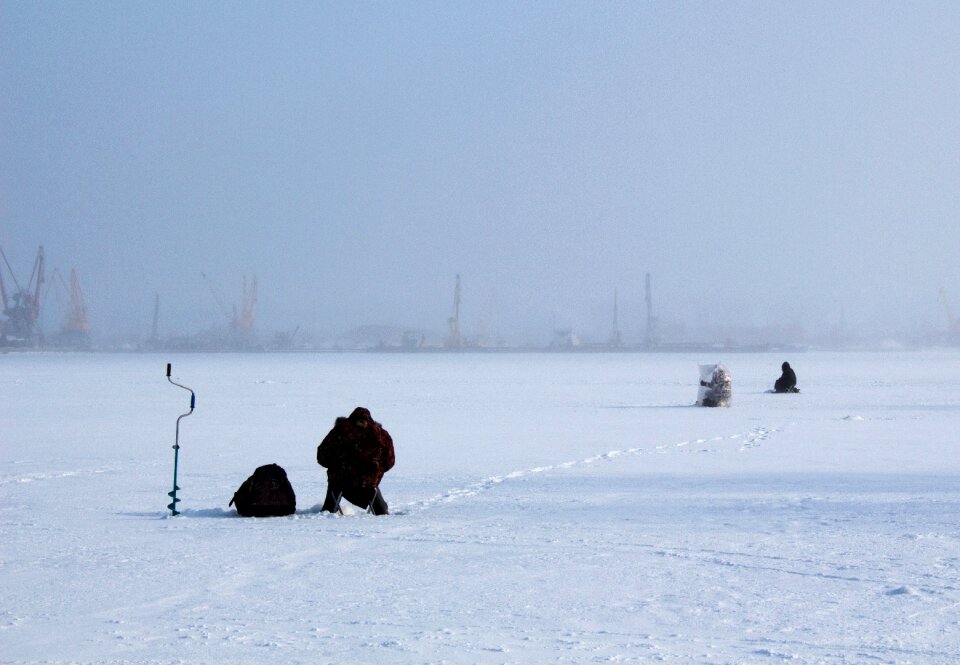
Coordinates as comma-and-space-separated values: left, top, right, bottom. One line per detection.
317, 407, 395, 490
774, 362, 797, 393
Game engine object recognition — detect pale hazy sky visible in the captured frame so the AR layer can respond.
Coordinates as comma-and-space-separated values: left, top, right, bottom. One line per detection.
2, 2, 958, 343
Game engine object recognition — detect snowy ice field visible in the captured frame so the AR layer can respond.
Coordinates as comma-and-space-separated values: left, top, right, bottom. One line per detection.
2, 350, 959, 664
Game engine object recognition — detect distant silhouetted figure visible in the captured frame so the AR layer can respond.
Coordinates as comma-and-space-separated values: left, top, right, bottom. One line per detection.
317, 407, 394, 515
774, 361, 799, 393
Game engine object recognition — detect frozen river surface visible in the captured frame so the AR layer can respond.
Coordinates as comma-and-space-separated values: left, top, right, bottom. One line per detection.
2, 351, 959, 663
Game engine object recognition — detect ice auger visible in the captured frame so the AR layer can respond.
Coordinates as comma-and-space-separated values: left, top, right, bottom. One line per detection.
166, 363, 195, 516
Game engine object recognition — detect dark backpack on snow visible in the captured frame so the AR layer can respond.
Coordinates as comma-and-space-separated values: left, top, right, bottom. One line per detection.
229, 463, 296, 517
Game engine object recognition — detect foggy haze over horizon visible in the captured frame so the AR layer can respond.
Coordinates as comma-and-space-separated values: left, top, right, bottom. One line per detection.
2, 2, 959, 346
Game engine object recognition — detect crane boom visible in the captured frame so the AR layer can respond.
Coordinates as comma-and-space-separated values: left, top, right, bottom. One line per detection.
202, 272, 257, 333
30, 247, 45, 322
238, 274, 257, 331
0, 262, 7, 312
940, 288, 960, 333
0, 245, 45, 346
201, 272, 233, 324
446, 274, 462, 348
66, 269, 89, 332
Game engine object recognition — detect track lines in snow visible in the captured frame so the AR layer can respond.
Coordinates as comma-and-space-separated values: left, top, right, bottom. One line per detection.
0, 464, 123, 486
405, 426, 780, 513
735, 425, 775, 450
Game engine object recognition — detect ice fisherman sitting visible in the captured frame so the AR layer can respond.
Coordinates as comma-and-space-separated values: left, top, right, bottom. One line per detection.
774, 361, 799, 393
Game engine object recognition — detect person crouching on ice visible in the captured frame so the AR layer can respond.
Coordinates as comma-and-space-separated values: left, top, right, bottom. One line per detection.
774, 361, 799, 393
317, 407, 394, 515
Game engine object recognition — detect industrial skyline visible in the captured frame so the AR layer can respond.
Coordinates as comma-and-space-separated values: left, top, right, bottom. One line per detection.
4, 245, 956, 350
3, 3, 959, 346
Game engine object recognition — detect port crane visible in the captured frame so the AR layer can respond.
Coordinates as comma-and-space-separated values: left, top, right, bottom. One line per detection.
202, 273, 257, 332
446, 274, 463, 348
0, 245, 45, 346
48, 268, 90, 337
644, 272, 659, 348
609, 288, 622, 347
940, 288, 960, 335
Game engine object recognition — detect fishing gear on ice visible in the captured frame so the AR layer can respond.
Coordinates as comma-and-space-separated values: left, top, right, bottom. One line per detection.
166, 363, 195, 516
697, 363, 732, 407
229, 464, 296, 517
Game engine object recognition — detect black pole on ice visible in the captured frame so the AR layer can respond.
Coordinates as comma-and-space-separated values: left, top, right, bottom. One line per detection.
166, 363, 195, 516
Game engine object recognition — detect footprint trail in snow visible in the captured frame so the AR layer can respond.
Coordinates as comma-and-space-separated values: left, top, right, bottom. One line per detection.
404, 425, 780, 513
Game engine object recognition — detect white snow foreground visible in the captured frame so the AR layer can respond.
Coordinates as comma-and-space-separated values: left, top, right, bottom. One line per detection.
2, 351, 959, 664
